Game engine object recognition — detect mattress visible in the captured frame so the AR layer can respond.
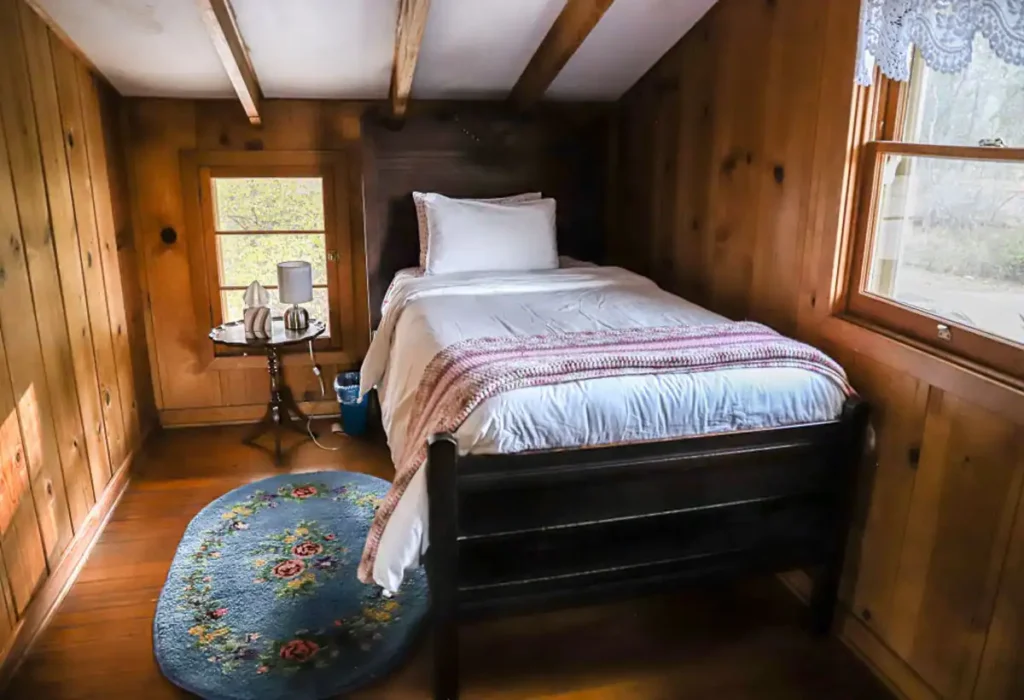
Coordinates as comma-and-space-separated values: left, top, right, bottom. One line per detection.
360, 263, 847, 591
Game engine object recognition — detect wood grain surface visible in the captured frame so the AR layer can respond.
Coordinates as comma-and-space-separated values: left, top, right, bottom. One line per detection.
5, 424, 891, 700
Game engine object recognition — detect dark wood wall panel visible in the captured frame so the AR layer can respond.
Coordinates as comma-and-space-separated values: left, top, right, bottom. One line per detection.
361, 105, 609, 325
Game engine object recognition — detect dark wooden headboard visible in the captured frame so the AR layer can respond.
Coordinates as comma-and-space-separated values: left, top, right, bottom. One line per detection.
360, 105, 608, 327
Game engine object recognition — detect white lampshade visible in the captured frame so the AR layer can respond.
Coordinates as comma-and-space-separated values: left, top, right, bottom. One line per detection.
277, 261, 313, 304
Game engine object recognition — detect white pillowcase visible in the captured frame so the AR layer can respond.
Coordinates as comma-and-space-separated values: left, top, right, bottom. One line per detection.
413, 191, 541, 267
421, 194, 558, 276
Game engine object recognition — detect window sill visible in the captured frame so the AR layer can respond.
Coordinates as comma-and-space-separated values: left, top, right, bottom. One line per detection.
208, 349, 357, 371
816, 313, 1024, 420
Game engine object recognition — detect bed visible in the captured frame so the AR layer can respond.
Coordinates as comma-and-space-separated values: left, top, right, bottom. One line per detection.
359, 109, 869, 700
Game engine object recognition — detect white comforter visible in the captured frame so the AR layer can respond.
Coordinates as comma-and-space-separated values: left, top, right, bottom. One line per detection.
361, 264, 847, 591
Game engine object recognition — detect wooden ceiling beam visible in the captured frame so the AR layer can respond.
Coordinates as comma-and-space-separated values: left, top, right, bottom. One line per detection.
510, 0, 615, 109
389, 0, 431, 120
197, 0, 261, 125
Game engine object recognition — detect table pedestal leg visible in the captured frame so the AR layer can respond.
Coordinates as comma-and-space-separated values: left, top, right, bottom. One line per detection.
242, 346, 317, 466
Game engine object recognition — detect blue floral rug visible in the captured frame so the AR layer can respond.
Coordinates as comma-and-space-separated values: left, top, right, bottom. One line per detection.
153, 471, 428, 700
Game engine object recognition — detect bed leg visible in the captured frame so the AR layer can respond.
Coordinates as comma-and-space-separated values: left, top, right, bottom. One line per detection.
427, 434, 460, 700
810, 396, 870, 636
809, 560, 841, 635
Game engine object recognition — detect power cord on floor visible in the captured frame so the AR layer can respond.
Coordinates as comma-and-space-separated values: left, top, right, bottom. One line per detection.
307, 339, 345, 452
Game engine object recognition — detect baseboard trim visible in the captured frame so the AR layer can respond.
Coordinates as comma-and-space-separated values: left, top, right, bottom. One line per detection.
778, 571, 940, 700
159, 400, 338, 428
0, 440, 140, 689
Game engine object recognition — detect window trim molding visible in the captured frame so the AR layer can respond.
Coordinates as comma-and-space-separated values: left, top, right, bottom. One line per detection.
795, 4, 1024, 421
841, 124, 1024, 382
180, 150, 362, 372
199, 163, 341, 356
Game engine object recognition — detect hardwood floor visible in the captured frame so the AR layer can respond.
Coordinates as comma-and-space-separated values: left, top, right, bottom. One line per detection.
5, 423, 892, 699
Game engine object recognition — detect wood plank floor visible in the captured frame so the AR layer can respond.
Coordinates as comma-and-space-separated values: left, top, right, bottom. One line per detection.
5, 423, 892, 699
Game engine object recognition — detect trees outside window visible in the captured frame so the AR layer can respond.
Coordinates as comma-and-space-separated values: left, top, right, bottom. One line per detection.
848, 37, 1024, 379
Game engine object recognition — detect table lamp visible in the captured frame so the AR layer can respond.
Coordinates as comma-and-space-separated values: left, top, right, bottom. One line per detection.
277, 261, 312, 331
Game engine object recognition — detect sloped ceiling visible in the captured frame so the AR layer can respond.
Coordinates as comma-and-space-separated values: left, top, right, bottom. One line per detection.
230, 0, 398, 99
32, 0, 717, 101
33, 0, 233, 97
412, 0, 567, 100
548, 0, 717, 100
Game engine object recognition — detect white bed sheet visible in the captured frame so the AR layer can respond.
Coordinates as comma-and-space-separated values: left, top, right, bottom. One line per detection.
360, 264, 847, 591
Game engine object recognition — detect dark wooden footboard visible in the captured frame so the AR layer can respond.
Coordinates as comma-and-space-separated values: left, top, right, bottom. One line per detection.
424, 396, 870, 699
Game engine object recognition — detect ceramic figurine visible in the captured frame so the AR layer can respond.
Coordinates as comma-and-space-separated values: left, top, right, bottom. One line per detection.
242, 280, 273, 339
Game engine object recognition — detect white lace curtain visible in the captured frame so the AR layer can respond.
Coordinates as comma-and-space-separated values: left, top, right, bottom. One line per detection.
856, 0, 1024, 85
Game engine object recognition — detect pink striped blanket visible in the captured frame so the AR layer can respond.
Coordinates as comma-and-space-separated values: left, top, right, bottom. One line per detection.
356, 321, 852, 582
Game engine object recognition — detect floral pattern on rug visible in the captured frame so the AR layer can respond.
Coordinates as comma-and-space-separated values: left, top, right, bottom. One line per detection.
158, 473, 427, 695
251, 520, 348, 597
250, 588, 410, 676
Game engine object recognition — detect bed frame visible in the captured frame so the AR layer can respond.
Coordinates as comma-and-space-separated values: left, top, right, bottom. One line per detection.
426, 398, 869, 698
360, 108, 871, 700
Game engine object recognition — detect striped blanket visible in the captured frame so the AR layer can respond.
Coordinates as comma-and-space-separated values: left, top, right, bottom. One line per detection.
356, 321, 852, 582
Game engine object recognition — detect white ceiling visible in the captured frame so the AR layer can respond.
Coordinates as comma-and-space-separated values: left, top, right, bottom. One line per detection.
35, 0, 233, 97
231, 0, 398, 99
34, 0, 717, 101
548, 0, 718, 100
412, 0, 567, 100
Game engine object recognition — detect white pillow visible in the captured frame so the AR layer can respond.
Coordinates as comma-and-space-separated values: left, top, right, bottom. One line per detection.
413, 191, 541, 267
422, 194, 558, 275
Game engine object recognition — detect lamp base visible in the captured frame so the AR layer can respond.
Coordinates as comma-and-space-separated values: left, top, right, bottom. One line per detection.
283, 304, 309, 331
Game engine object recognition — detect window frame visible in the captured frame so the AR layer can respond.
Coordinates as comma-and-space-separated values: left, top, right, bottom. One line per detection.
199, 164, 341, 356
843, 73, 1024, 382
181, 150, 362, 371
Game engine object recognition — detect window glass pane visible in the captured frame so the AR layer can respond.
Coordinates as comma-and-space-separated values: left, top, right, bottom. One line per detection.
904, 37, 1024, 147
217, 233, 327, 288
221, 287, 331, 337
213, 177, 324, 231
865, 154, 1024, 345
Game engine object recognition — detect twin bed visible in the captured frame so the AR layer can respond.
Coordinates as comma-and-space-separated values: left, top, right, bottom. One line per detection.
357, 111, 869, 700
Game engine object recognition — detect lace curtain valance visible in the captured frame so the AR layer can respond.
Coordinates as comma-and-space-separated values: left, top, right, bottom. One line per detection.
856, 0, 1024, 85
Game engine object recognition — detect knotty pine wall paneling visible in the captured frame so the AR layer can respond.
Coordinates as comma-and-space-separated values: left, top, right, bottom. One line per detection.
100, 80, 157, 439
0, 0, 77, 568
20, 4, 104, 530
976, 486, 1024, 698
611, 0, 833, 331
126, 100, 214, 411
0, 0, 154, 664
609, 0, 1024, 698
0, 323, 46, 617
50, 35, 122, 490
124, 99, 367, 425
0, 555, 13, 651
85, 65, 144, 458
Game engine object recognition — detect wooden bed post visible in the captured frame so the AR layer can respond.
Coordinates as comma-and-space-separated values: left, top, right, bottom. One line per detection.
809, 396, 870, 634
426, 433, 460, 700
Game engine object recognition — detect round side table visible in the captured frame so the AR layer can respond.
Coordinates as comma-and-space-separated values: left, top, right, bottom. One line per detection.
209, 318, 326, 465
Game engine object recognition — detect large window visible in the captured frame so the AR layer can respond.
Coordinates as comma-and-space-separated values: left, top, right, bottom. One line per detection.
848, 38, 1024, 379
198, 165, 342, 352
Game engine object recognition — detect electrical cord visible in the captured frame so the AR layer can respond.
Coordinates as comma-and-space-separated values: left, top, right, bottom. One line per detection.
306, 339, 344, 452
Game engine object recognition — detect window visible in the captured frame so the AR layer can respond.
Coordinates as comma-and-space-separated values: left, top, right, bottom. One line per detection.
847, 38, 1024, 379
199, 165, 342, 353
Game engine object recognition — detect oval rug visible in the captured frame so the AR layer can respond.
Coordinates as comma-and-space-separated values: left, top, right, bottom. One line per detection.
153, 471, 428, 700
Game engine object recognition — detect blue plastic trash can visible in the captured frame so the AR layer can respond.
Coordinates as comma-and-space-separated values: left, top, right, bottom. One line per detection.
334, 371, 370, 436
